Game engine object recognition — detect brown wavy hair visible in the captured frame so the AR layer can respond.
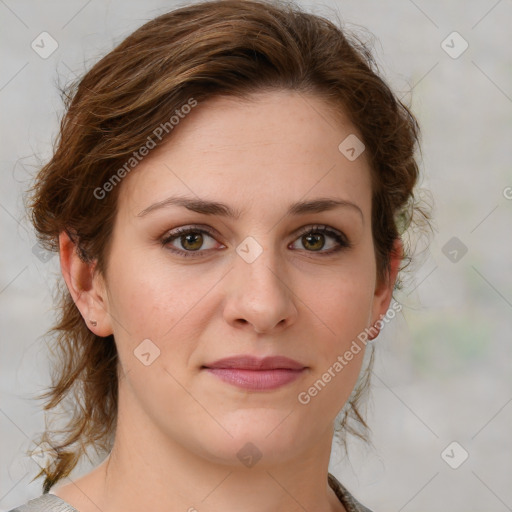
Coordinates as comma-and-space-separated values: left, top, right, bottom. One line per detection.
26, 0, 431, 493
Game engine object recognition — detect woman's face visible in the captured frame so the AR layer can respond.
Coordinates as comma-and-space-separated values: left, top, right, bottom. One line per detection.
87, 90, 396, 467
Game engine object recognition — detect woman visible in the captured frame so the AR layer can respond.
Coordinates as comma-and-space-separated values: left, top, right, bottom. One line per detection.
10, 0, 430, 510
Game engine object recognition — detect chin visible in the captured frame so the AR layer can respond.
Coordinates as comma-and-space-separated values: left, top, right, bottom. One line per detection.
181, 410, 315, 468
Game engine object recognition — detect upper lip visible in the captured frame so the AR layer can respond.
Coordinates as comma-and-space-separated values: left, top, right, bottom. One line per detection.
203, 355, 306, 371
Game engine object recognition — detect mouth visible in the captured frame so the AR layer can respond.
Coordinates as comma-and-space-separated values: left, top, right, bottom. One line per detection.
201, 355, 308, 391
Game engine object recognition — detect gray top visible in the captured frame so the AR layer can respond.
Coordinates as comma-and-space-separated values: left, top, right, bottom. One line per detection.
8, 473, 372, 512
6, 493, 78, 512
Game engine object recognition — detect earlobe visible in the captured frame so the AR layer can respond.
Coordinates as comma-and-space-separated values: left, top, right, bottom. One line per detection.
58, 231, 113, 337
368, 238, 403, 340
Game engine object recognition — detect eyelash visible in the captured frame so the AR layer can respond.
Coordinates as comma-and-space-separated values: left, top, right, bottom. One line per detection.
160, 224, 352, 258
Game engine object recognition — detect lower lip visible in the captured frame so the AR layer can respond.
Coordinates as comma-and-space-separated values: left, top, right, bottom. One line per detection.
204, 368, 305, 390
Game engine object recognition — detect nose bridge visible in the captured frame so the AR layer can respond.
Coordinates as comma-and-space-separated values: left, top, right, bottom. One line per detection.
235, 235, 285, 296
224, 235, 297, 332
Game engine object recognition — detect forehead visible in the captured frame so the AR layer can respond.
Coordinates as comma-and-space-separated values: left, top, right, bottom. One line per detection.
116, 90, 372, 218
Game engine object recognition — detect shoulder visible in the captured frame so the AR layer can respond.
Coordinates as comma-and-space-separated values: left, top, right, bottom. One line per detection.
6, 493, 79, 512
328, 473, 374, 512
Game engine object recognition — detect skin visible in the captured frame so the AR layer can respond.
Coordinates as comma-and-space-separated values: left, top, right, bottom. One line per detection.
54, 90, 401, 512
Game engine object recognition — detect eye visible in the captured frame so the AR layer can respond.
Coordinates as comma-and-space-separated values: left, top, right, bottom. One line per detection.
161, 225, 224, 257
161, 224, 351, 259
289, 225, 351, 255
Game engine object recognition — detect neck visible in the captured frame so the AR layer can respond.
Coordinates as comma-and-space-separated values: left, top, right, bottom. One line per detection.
60, 380, 346, 512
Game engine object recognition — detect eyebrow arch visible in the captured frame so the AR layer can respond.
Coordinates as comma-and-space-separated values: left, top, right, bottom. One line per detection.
137, 195, 363, 221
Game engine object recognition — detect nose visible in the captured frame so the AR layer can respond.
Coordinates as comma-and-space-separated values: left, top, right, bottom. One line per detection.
222, 243, 298, 334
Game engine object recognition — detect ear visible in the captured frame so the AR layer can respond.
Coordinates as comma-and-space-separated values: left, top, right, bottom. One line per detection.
58, 231, 113, 337
368, 238, 403, 340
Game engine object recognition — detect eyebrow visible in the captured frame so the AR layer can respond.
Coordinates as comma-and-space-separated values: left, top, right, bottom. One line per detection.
137, 195, 363, 221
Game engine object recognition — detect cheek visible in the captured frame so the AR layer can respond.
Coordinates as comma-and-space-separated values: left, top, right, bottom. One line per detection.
104, 249, 223, 395
106, 246, 215, 338
296, 257, 374, 410
306, 267, 375, 348
296, 277, 371, 417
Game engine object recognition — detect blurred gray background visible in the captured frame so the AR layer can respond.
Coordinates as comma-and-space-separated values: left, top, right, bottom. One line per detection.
1, 1, 511, 511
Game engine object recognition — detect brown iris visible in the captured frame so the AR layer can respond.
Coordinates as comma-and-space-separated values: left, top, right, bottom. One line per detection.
302, 232, 325, 251
181, 232, 204, 251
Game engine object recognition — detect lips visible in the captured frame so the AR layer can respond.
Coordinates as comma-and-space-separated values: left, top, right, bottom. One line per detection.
202, 355, 307, 391
203, 355, 306, 371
